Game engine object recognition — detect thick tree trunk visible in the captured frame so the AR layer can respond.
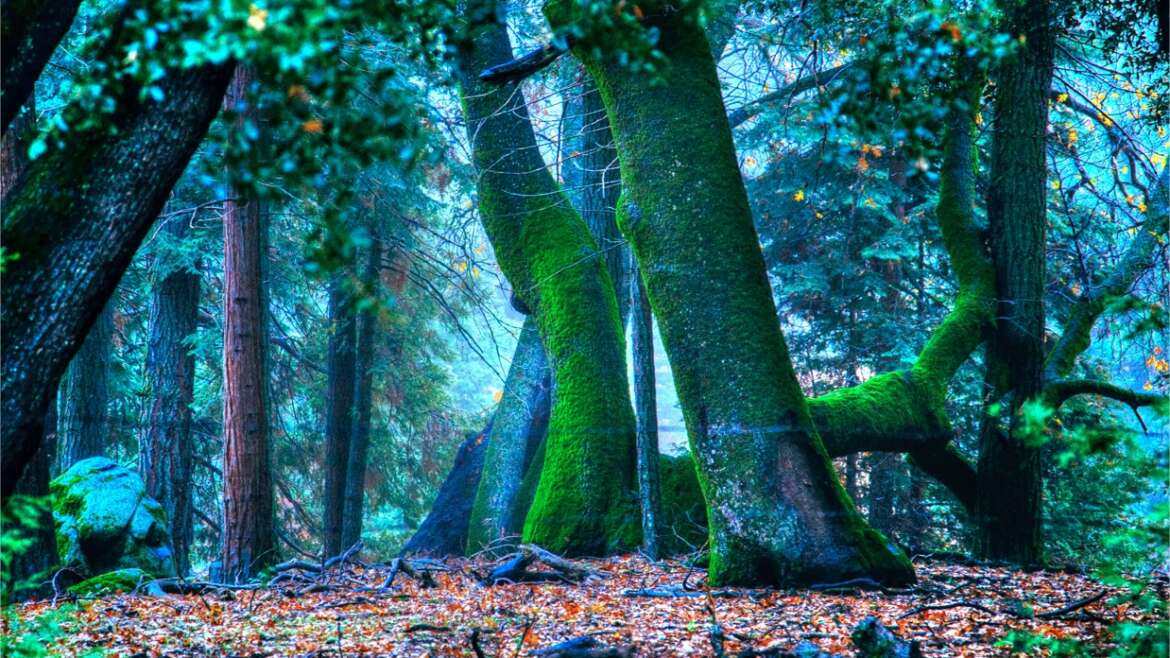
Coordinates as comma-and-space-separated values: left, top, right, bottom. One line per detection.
323, 273, 357, 557
975, 0, 1054, 565
59, 303, 113, 468
0, 61, 232, 497
140, 215, 201, 576
0, 0, 81, 134
458, 2, 639, 556
557, 4, 912, 585
341, 236, 381, 550
467, 317, 552, 552
221, 66, 276, 582
630, 258, 663, 559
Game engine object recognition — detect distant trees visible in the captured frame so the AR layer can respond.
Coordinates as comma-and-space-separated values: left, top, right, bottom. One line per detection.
141, 215, 202, 576
59, 304, 112, 469
323, 271, 357, 557
220, 66, 277, 582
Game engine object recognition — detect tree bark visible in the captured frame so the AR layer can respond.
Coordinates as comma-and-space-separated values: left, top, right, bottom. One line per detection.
458, 1, 639, 556
403, 426, 491, 556
630, 258, 663, 559
0, 61, 232, 497
975, 0, 1054, 565
323, 272, 357, 558
467, 317, 552, 552
59, 302, 113, 469
553, 3, 912, 586
341, 236, 381, 550
0, 0, 82, 134
220, 65, 276, 582
140, 214, 201, 576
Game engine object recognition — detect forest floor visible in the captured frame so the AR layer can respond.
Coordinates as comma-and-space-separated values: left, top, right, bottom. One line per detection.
4, 553, 1160, 657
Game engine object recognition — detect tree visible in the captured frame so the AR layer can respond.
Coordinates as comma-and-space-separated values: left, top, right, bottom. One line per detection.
220, 66, 276, 582
0, 0, 81, 134
457, 0, 640, 556
549, 2, 913, 585
974, 0, 1056, 564
140, 213, 201, 576
0, 58, 232, 496
58, 303, 113, 469
323, 271, 357, 557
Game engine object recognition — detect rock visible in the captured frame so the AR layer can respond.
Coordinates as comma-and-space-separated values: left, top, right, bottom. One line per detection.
67, 568, 150, 597
52, 457, 176, 579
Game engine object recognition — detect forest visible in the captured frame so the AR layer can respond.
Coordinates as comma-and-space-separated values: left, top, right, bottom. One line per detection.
0, 0, 1167, 655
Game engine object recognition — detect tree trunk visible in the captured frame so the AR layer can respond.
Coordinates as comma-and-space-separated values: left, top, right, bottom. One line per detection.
221, 66, 276, 582
7, 400, 58, 601
467, 317, 552, 552
141, 214, 201, 576
975, 0, 1054, 565
403, 426, 491, 556
323, 272, 357, 558
866, 452, 899, 538
557, 5, 912, 586
630, 258, 663, 559
59, 303, 113, 469
458, 2, 639, 556
0, 61, 232, 497
341, 236, 381, 550
0, 0, 81, 134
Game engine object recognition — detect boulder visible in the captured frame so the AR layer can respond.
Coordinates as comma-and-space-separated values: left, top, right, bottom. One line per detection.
51, 457, 176, 579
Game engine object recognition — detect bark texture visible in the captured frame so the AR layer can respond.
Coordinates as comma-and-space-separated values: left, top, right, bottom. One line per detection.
0, 0, 82, 134
221, 66, 277, 582
554, 2, 912, 585
459, 1, 639, 556
467, 317, 552, 552
323, 273, 357, 557
975, 0, 1054, 565
403, 426, 490, 556
140, 215, 201, 576
59, 303, 113, 469
630, 258, 663, 559
1, 61, 232, 497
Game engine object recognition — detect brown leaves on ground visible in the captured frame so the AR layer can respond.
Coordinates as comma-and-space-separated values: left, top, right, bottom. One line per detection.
7, 555, 1155, 656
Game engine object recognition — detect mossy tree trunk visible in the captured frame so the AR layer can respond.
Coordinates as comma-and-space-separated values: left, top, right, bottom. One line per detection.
558, 5, 912, 586
458, 1, 639, 556
467, 317, 551, 552
141, 215, 201, 576
630, 258, 664, 559
975, 0, 1054, 565
0, 61, 232, 497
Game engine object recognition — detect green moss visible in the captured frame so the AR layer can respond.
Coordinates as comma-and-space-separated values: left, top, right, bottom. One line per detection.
67, 568, 149, 597
458, 10, 638, 556
657, 454, 707, 553
810, 371, 950, 456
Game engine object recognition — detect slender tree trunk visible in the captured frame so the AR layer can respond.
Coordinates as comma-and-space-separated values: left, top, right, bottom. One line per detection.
630, 257, 663, 559
558, 5, 912, 585
0, 60, 232, 496
221, 66, 276, 582
59, 303, 113, 469
975, 0, 1054, 565
0, 0, 81, 134
458, 1, 639, 556
866, 452, 898, 537
467, 317, 552, 552
141, 215, 201, 576
341, 236, 381, 550
323, 273, 357, 557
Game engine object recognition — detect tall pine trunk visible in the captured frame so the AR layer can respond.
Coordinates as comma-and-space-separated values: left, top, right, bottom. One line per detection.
341, 237, 381, 550
323, 273, 357, 557
552, 3, 912, 585
221, 66, 276, 582
630, 258, 663, 559
59, 303, 113, 468
141, 215, 201, 576
975, 0, 1054, 565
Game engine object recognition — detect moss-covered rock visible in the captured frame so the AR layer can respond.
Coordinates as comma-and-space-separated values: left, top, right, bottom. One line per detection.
51, 457, 177, 579
67, 568, 150, 597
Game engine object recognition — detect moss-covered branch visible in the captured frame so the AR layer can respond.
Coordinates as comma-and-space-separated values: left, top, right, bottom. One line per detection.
1043, 378, 1168, 411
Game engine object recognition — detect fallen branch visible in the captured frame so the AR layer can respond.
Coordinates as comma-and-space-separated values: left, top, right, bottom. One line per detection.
1036, 590, 1108, 619
531, 635, 635, 658
898, 600, 999, 619
622, 586, 766, 599
381, 556, 438, 589
487, 544, 599, 585
479, 37, 573, 85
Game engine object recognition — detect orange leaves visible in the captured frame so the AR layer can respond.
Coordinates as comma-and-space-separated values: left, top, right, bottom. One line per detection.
301, 118, 323, 134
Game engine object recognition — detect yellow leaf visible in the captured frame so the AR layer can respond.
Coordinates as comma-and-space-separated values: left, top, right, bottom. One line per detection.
792, 189, 805, 202
1057, 92, 1069, 103
1051, 180, 1061, 190
1066, 129, 1077, 144
301, 118, 323, 133
857, 156, 869, 172
247, 4, 268, 32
